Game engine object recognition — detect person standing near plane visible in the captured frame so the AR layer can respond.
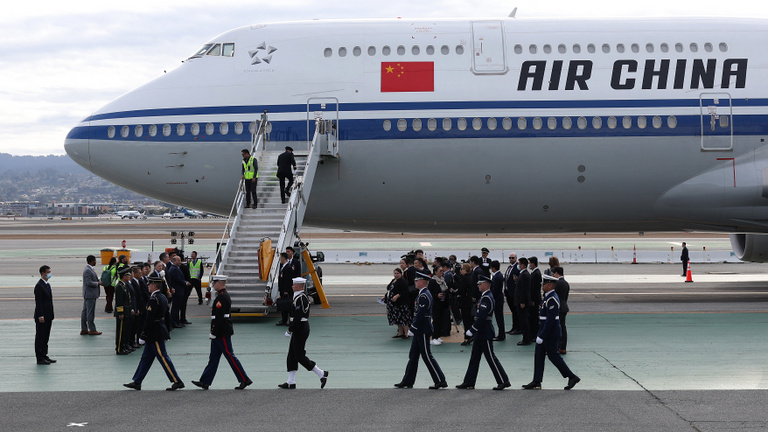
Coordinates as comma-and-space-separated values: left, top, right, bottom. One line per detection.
528, 257, 542, 338
241, 149, 258, 209
279, 277, 329, 389
192, 275, 252, 390
490, 260, 506, 341
167, 255, 189, 328
34, 265, 56, 365
102, 257, 117, 313
114, 266, 134, 355
515, 257, 532, 346
522, 274, 580, 390
504, 253, 520, 336
276, 146, 296, 204
553, 267, 570, 355
394, 272, 447, 390
80, 255, 102, 336
456, 275, 511, 390
681, 242, 690, 276
188, 251, 204, 305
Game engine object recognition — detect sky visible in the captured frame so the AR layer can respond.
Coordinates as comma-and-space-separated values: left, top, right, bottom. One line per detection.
2, 0, 768, 156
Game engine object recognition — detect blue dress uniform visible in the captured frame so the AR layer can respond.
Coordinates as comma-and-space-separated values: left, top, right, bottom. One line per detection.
197, 286, 251, 389
126, 284, 184, 390
524, 277, 580, 390
287, 289, 316, 372
396, 274, 447, 389
458, 289, 510, 389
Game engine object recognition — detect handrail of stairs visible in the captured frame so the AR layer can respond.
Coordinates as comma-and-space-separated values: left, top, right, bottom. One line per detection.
212, 112, 269, 279
264, 118, 329, 300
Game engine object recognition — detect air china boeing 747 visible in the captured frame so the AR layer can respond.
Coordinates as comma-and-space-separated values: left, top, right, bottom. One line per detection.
64, 16, 768, 261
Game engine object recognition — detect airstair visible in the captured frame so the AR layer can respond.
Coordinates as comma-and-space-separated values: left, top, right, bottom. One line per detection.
212, 112, 338, 314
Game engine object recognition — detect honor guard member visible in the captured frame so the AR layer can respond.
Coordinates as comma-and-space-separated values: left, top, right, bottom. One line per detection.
522, 274, 580, 390
192, 275, 253, 390
241, 148, 258, 209
114, 266, 134, 355
279, 277, 329, 389
456, 275, 511, 390
124, 277, 184, 391
395, 272, 447, 389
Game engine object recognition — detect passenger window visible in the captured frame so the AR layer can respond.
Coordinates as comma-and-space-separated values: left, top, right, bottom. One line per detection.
207, 44, 221, 56
222, 43, 235, 57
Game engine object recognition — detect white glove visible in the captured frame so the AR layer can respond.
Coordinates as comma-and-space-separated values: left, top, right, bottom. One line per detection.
138, 338, 145, 345
407, 330, 414, 337
465, 330, 473, 337
285, 331, 292, 338
209, 333, 216, 340
536, 337, 543, 344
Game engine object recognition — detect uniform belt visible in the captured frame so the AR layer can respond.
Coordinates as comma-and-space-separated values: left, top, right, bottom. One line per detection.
211, 314, 231, 319
289, 318, 309, 322
539, 316, 559, 320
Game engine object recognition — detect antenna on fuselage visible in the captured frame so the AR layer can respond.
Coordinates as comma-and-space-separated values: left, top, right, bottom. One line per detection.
509, 7, 517, 18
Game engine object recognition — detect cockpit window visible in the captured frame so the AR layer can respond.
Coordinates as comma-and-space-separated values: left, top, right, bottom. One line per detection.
222, 43, 235, 57
207, 44, 222, 56
188, 42, 235, 60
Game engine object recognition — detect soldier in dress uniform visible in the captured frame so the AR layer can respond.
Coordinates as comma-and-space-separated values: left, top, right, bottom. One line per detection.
192, 275, 253, 390
456, 275, 511, 390
114, 266, 134, 355
278, 277, 329, 389
394, 272, 447, 389
124, 277, 184, 391
522, 274, 580, 390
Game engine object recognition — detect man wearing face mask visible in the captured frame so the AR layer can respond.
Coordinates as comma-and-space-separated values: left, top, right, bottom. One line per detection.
34, 265, 56, 365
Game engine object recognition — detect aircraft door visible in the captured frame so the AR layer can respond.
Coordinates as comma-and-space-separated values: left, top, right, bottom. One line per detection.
471, 21, 507, 74
306, 97, 339, 156
700, 92, 733, 151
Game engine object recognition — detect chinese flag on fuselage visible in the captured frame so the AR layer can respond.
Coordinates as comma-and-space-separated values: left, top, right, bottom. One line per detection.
381, 62, 434, 92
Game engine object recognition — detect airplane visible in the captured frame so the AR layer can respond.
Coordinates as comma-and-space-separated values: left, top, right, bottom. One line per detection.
64, 15, 768, 262
178, 207, 207, 218
116, 210, 146, 220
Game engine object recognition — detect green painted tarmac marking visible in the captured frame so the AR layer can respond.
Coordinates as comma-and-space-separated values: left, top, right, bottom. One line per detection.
2, 313, 766, 392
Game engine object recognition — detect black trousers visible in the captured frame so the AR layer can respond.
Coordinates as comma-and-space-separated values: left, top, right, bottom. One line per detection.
459, 303, 474, 340
191, 278, 203, 303
505, 291, 517, 331
287, 322, 315, 371
462, 336, 509, 386
244, 178, 257, 207
493, 295, 505, 339
559, 312, 568, 350
278, 174, 294, 202
35, 320, 52, 361
516, 304, 531, 343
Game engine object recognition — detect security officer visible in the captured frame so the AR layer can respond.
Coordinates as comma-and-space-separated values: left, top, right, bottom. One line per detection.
241, 148, 258, 209
522, 274, 580, 390
192, 275, 253, 390
456, 275, 511, 390
395, 272, 447, 389
124, 276, 184, 391
188, 251, 204, 305
114, 266, 134, 355
279, 277, 329, 389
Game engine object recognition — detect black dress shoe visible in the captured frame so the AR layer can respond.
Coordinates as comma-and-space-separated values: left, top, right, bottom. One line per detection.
191, 380, 209, 390
517, 340, 532, 346
166, 381, 185, 391
429, 381, 448, 389
275, 322, 287, 326
44, 357, 57, 363
36, 359, 50, 365
198, 300, 203, 305
392, 334, 404, 338
460, 340, 471, 346
278, 382, 296, 389
320, 371, 329, 389
493, 382, 512, 390
393, 382, 413, 389
123, 381, 141, 390
493, 337, 505, 341
116, 350, 130, 355
522, 381, 542, 390
510, 330, 522, 335
235, 379, 253, 390
182, 320, 192, 325
565, 376, 581, 390
455, 383, 474, 389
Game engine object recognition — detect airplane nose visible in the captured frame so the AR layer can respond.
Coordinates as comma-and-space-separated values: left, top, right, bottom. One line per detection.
64, 128, 92, 172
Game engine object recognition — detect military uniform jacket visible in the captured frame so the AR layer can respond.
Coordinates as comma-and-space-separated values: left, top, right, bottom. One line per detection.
114, 280, 133, 317
409, 288, 434, 336
537, 291, 562, 341
469, 290, 496, 339
288, 292, 310, 333
140, 291, 171, 342
210, 289, 234, 337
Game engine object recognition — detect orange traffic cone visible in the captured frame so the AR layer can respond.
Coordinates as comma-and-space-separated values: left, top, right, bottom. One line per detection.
685, 262, 693, 283
632, 245, 637, 264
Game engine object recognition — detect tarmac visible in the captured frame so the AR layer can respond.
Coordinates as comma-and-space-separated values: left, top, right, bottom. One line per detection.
2, 218, 768, 431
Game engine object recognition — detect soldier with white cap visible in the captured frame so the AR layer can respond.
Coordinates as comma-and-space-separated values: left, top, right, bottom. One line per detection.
278, 277, 329, 389
192, 275, 253, 390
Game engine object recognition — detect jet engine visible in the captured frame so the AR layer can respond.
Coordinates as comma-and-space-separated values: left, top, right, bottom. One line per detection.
730, 234, 768, 262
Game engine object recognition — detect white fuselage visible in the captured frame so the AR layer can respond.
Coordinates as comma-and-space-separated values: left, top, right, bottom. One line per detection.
65, 17, 768, 234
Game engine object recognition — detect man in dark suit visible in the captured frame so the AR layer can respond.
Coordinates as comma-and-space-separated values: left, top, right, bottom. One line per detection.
528, 256, 543, 338
276, 253, 294, 326
681, 242, 690, 276
80, 255, 102, 336
553, 266, 570, 354
504, 253, 520, 335
34, 265, 56, 365
395, 272, 447, 390
490, 260, 506, 341
132, 266, 149, 348
167, 255, 189, 328
276, 146, 297, 204
515, 257, 532, 346
456, 275, 511, 390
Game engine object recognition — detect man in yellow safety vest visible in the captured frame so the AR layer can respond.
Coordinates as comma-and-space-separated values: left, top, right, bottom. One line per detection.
241, 149, 258, 209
